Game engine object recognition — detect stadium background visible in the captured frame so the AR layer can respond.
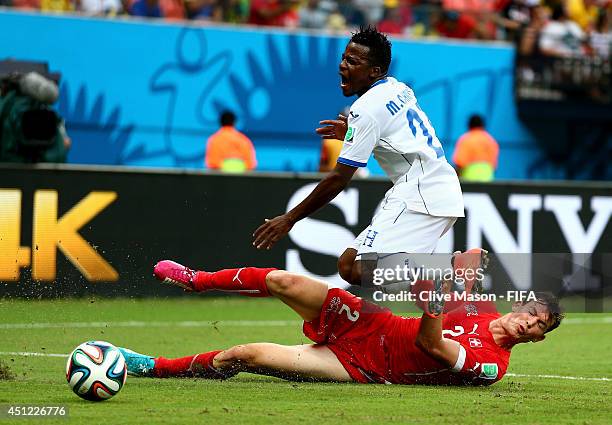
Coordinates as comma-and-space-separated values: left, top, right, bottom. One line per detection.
0, 165, 610, 297
0, 8, 609, 292
0, 10, 596, 179
0, 6, 611, 424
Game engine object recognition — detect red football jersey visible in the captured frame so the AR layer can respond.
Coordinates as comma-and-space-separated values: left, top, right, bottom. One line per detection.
388, 302, 511, 385
304, 289, 511, 386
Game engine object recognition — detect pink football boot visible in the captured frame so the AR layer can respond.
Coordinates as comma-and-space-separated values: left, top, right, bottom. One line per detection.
153, 260, 197, 291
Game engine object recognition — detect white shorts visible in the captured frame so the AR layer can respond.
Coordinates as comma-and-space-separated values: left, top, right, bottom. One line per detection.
351, 196, 456, 256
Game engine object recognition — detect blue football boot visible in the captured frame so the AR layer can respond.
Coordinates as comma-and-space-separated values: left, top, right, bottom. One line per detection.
118, 347, 156, 377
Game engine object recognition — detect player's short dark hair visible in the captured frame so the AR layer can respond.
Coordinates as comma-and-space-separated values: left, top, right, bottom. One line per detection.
468, 114, 484, 129
350, 25, 392, 74
220, 110, 235, 126
532, 292, 565, 334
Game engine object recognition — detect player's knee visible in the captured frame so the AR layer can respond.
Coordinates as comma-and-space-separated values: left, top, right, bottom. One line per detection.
338, 250, 357, 284
339, 261, 362, 286
348, 264, 363, 286
338, 258, 352, 283
265, 270, 299, 296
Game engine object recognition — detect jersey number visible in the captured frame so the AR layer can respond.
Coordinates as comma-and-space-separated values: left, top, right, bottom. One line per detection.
442, 326, 465, 338
339, 304, 360, 322
442, 324, 479, 338
406, 107, 445, 158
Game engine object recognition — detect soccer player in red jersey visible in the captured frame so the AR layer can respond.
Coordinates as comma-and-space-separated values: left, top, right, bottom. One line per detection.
119, 251, 563, 386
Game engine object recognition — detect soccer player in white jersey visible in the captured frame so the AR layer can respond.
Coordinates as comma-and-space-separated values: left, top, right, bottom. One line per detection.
253, 26, 465, 285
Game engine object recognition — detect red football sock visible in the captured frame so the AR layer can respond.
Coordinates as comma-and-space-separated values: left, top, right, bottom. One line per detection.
154, 350, 236, 379
192, 267, 276, 296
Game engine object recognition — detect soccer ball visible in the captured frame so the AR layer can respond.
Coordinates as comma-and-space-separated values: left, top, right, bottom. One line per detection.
66, 341, 127, 401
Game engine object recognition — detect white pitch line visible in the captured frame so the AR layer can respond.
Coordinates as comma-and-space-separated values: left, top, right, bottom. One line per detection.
0, 351, 610, 383
562, 317, 612, 324
0, 320, 301, 330
0, 351, 67, 358
0, 317, 611, 330
506, 373, 611, 382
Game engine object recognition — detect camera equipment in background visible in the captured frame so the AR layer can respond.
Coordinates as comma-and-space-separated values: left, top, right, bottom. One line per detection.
0, 59, 67, 163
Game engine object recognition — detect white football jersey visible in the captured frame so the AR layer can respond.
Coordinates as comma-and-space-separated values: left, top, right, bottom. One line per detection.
338, 77, 464, 218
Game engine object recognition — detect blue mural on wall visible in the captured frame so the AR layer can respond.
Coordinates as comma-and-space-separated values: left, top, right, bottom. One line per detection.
212, 34, 347, 171
150, 28, 232, 166
0, 11, 553, 178
57, 83, 136, 165
214, 35, 343, 137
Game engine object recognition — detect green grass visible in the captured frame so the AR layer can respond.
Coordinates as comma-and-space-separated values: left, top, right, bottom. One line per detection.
0, 297, 611, 424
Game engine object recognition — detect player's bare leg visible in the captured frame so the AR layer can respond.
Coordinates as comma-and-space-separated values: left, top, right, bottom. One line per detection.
264, 270, 328, 321
338, 248, 358, 284
338, 248, 377, 286
120, 342, 353, 382
130, 263, 352, 381
212, 343, 353, 382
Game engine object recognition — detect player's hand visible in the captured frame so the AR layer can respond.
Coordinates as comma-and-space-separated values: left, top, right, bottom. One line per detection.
252, 214, 294, 250
316, 114, 348, 140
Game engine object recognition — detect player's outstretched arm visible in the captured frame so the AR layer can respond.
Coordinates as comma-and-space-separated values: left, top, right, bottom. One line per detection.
414, 280, 462, 368
415, 315, 462, 369
253, 163, 357, 249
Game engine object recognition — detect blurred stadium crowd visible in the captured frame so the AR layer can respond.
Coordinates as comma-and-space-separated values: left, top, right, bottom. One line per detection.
0, 0, 609, 55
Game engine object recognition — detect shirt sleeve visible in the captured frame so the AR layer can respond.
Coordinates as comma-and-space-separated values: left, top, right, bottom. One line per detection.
452, 345, 505, 385
337, 108, 379, 168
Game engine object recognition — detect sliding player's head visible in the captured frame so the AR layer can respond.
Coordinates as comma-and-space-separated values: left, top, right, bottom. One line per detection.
339, 26, 391, 97
500, 292, 564, 345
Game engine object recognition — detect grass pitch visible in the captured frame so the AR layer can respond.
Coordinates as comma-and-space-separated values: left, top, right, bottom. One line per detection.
0, 297, 611, 425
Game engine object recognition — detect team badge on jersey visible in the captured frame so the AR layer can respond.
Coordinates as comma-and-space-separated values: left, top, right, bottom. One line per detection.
327, 296, 342, 313
480, 363, 498, 379
469, 338, 482, 348
345, 126, 355, 144
465, 304, 479, 316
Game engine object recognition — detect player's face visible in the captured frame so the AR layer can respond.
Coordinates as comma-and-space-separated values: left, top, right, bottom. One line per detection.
501, 301, 552, 344
339, 42, 378, 97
